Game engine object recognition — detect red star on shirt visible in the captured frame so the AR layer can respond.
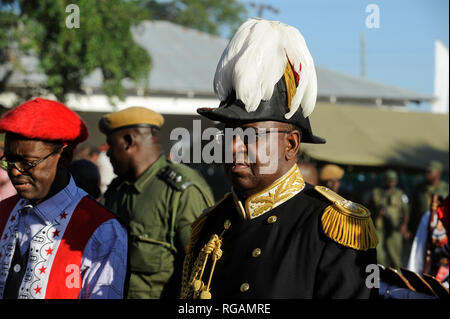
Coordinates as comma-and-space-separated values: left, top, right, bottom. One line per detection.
39, 266, 46, 274
53, 229, 60, 238
10, 215, 16, 222
60, 212, 68, 219
45, 247, 53, 255
3, 234, 8, 240
34, 285, 42, 294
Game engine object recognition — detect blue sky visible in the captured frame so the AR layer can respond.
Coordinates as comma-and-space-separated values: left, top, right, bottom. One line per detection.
241, 0, 449, 111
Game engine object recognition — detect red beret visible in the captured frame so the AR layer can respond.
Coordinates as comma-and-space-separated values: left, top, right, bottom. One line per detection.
0, 98, 88, 149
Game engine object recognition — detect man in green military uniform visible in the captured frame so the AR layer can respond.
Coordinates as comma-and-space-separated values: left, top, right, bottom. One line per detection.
181, 18, 378, 299
319, 164, 345, 194
99, 107, 214, 298
410, 161, 449, 237
369, 170, 410, 268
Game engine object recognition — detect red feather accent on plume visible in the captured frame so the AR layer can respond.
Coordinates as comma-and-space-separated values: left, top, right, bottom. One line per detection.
286, 54, 300, 86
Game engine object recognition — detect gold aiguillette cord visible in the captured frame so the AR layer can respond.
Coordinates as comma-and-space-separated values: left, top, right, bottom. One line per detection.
190, 220, 231, 299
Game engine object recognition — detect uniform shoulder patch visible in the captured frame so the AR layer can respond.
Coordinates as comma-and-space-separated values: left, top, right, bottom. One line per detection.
158, 164, 192, 191
314, 186, 378, 251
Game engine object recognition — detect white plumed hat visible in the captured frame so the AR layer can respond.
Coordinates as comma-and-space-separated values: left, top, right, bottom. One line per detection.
197, 18, 325, 144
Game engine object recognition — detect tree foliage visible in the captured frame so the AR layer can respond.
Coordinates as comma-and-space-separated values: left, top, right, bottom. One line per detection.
140, 0, 247, 38
0, 0, 151, 102
0, 0, 248, 103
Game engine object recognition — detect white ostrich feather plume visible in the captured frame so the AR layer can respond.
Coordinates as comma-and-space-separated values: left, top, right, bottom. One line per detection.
214, 18, 317, 119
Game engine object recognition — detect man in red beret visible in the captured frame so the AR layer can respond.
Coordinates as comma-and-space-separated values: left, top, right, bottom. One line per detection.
0, 98, 127, 299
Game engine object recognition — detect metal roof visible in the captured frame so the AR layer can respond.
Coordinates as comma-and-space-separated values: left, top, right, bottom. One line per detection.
1, 20, 434, 103
316, 67, 434, 103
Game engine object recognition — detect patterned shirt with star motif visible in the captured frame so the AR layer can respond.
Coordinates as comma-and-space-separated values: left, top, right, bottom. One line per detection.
0, 177, 127, 299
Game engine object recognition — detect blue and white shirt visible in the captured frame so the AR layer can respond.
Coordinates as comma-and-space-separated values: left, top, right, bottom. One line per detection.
0, 177, 127, 299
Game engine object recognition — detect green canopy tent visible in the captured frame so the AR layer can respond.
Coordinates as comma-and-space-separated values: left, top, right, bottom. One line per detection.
302, 103, 449, 172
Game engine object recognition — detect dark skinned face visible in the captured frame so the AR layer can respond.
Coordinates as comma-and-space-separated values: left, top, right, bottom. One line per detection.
425, 170, 441, 185
106, 130, 132, 178
106, 126, 162, 182
325, 178, 341, 193
385, 178, 397, 190
223, 121, 300, 199
4, 135, 65, 205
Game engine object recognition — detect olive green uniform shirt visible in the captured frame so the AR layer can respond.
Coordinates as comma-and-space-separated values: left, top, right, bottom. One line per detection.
370, 187, 409, 268
104, 155, 214, 298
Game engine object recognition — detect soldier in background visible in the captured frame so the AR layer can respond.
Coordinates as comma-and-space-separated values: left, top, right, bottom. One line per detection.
319, 164, 345, 194
318, 163, 357, 201
409, 161, 449, 237
369, 170, 410, 268
99, 107, 214, 299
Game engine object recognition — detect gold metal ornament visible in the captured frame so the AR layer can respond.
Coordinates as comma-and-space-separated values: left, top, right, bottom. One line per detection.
187, 219, 231, 299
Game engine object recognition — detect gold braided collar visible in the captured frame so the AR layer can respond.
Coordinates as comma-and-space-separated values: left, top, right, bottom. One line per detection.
232, 164, 305, 219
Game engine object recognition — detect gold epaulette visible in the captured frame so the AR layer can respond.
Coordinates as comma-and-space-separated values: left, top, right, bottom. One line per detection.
315, 186, 378, 251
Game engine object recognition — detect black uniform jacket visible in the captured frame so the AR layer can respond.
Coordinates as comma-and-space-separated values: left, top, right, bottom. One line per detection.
187, 183, 378, 299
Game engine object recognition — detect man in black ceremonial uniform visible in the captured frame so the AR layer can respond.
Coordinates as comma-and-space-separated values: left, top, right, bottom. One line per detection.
180, 18, 378, 299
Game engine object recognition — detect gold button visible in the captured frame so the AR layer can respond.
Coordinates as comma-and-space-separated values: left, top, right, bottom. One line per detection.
267, 215, 277, 224
252, 248, 261, 258
224, 219, 231, 230
240, 282, 250, 292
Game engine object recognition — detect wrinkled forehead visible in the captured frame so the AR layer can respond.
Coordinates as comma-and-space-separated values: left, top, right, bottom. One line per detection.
4, 132, 59, 153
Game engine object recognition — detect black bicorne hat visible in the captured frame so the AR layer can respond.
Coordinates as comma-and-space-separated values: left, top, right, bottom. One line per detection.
198, 74, 325, 144
197, 18, 325, 144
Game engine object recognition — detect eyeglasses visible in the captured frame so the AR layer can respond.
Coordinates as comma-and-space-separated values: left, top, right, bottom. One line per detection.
214, 127, 293, 145
0, 148, 61, 173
